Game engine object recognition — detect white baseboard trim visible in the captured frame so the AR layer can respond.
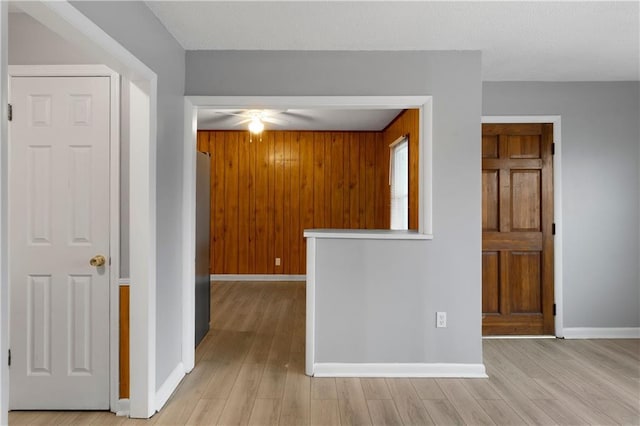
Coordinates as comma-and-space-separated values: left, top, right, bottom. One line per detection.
155, 362, 185, 412
563, 327, 640, 339
313, 363, 487, 378
115, 399, 130, 417
210, 274, 306, 282
118, 278, 130, 286
482, 335, 556, 339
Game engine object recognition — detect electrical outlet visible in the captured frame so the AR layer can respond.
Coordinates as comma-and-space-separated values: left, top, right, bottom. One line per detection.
275, 257, 281, 266
436, 312, 447, 328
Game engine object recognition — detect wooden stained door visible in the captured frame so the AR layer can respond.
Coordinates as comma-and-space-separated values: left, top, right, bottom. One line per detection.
482, 123, 554, 335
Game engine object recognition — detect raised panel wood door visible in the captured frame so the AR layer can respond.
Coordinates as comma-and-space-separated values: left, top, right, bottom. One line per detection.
9, 76, 111, 408
482, 123, 554, 335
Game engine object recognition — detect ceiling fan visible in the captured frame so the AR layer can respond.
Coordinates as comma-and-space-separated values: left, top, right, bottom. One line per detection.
211, 109, 291, 134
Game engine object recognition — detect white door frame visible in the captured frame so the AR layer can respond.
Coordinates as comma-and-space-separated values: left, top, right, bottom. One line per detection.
0, 4, 9, 425
8, 64, 120, 411
182, 96, 434, 373
481, 115, 563, 337
1, 1, 158, 420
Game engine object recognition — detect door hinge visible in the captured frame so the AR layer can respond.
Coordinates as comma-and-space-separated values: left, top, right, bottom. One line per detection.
552, 223, 556, 235
8, 104, 12, 122
551, 143, 556, 155
553, 303, 557, 316
8, 349, 11, 367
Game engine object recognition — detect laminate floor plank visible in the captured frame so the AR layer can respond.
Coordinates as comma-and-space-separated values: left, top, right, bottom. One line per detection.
311, 378, 338, 400
530, 338, 575, 361
336, 378, 373, 426
478, 367, 558, 426
360, 379, 392, 400
386, 378, 434, 426
185, 399, 226, 426
530, 398, 587, 425
533, 375, 619, 425
477, 399, 527, 426
515, 341, 617, 401
256, 331, 294, 399
216, 362, 265, 425
169, 361, 218, 403
436, 379, 495, 426
422, 399, 465, 426
87, 412, 131, 425
461, 378, 502, 400
563, 340, 640, 384
7, 411, 44, 425
279, 356, 311, 426
581, 340, 640, 378
552, 357, 638, 409
248, 398, 281, 426
558, 339, 638, 379
512, 340, 632, 424
209, 282, 234, 323
484, 341, 554, 400
591, 399, 640, 425
605, 339, 640, 359
122, 418, 156, 425
310, 399, 341, 426
8, 282, 640, 426
201, 361, 245, 400
366, 399, 403, 426
153, 396, 199, 425
410, 379, 445, 400
496, 340, 554, 380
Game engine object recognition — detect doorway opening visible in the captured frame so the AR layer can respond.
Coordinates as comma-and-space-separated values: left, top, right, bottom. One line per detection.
183, 96, 434, 375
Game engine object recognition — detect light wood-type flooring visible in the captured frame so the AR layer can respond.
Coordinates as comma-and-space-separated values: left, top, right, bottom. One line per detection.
9, 281, 640, 425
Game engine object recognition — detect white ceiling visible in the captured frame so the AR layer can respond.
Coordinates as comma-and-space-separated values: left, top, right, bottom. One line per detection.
146, 1, 639, 82
197, 109, 403, 131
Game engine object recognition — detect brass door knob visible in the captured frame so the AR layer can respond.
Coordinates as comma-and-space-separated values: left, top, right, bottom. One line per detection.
90, 255, 106, 267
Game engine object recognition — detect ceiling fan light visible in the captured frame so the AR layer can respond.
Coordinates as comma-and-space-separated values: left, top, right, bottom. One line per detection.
248, 117, 264, 134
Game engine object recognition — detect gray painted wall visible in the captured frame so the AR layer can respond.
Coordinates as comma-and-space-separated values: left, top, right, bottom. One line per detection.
187, 50, 483, 364
8, 12, 99, 65
315, 238, 481, 363
483, 82, 640, 329
71, 1, 186, 389
9, 12, 130, 280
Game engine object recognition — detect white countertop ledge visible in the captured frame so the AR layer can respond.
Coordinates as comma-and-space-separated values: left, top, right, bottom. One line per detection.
303, 229, 433, 240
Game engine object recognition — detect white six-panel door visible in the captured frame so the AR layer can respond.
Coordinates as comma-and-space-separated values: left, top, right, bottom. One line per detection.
9, 76, 111, 409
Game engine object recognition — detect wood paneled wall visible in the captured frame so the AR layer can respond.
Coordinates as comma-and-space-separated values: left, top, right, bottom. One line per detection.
381, 109, 420, 230
119, 285, 129, 399
198, 130, 388, 274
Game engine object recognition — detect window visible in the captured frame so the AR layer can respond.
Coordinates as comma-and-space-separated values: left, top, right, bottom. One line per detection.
390, 137, 409, 230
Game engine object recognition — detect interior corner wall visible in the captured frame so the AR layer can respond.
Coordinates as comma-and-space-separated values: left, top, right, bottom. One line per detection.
483, 82, 640, 329
187, 51, 483, 364
70, 1, 186, 391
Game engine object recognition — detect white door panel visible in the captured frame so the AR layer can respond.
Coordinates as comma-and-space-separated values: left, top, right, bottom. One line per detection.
9, 76, 110, 409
